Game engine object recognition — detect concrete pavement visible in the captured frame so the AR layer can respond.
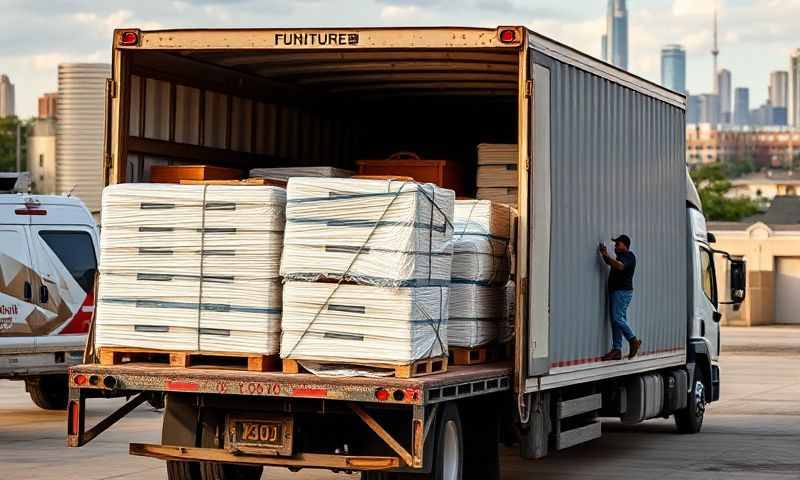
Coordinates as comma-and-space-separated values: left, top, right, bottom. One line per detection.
0, 326, 797, 479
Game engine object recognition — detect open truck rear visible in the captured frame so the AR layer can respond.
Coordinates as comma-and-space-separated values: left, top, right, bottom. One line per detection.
67, 26, 745, 479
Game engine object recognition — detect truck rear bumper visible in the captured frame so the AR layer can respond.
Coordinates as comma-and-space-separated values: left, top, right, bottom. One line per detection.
130, 443, 401, 471
0, 351, 83, 378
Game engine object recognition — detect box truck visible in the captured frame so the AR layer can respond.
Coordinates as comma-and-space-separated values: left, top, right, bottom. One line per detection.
0, 194, 98, 409
66, 26, 746, 479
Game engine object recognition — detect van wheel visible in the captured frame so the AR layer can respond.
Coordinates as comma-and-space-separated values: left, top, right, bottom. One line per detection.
26, 374, 68, 410
167, 461, 200, 480
674, 370, 706, 434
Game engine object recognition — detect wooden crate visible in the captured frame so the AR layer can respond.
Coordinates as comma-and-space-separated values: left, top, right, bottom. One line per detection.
97, 347, 280, 372
356, 153, 465, 196
150, 165, 242, 184
282, 355, 448, 379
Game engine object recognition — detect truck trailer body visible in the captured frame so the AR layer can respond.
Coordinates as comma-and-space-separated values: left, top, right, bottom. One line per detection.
67, 26, 745, 479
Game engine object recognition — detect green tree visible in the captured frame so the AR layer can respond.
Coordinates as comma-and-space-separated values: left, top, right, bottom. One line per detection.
722, 156, 755, 178
690, 164, 760, 221
0, 116, 30, 172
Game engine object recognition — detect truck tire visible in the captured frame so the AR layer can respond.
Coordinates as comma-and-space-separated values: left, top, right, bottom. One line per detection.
26, 374, 68, 410
167, 461, 200, 480
200, 462, 263, 480
674, 370, 706, 434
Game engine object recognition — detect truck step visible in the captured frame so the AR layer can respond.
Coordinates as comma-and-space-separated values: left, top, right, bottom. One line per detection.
556, 421, 602, 450
97, 347, 281, 372
282, 355, 448, 378
448, 345, 503, 366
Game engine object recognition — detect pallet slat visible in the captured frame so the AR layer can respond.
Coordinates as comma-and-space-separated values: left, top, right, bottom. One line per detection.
97, 347, 280, 372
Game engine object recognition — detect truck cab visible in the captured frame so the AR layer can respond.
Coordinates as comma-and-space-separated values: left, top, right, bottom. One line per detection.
0, 194, 99, 409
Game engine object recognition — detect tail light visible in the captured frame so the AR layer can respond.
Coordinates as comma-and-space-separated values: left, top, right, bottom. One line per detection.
392, 389, 406, 402
498, 27, 520, 44
119, 31, 139, 46
73, 374, 87, 386
374, 388, 390, 401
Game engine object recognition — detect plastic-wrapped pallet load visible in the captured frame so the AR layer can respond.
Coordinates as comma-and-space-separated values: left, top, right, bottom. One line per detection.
96, 183, 286, 355
281, 177, 455, 286
281, 281, 448, 368
476, 143, 518, 208
249, 166, 354, 183
448, 199, 511, 348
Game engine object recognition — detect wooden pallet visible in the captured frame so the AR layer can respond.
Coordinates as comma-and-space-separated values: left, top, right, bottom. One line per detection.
97, 347, 280, 372
282, 355, 448, 379
449, 345, 502, 366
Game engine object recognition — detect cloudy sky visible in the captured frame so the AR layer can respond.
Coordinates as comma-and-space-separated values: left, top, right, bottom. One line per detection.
1, 0, 798, 118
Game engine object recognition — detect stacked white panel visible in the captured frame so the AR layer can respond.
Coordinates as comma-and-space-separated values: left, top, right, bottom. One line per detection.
281, 282, 448, 365
281, 178, 455, 286
249, 166, 354, 182
448, 200, 511, 348
96, 183, 286, 354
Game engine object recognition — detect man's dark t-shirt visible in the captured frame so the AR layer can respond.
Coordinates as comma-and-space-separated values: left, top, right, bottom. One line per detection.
607, 251, 636, 292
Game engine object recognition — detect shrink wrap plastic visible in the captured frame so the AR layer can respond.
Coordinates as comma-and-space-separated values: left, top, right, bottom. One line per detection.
96, 183, 286, 354
448, 200, 511, 347
281, 178, 455, 286
280, 281, 448, 365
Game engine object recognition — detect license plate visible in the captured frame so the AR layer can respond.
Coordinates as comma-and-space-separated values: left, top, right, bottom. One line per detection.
226, 415, 293, 456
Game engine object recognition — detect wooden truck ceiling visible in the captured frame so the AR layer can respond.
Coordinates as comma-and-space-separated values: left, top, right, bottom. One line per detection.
169, 49, 520, 98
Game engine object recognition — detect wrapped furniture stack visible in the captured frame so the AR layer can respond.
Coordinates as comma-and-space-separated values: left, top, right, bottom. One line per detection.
449, 200, 512, 351
280, 177, 455, 375
95, 184, 286, 356
476, 143, 518, 208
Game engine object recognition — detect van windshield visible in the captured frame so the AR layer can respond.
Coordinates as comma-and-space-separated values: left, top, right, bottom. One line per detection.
39, 231, 98, 294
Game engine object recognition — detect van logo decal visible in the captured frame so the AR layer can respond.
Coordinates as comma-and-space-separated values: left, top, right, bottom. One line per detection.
275, 32, 359, 47
0, 305, 18, 330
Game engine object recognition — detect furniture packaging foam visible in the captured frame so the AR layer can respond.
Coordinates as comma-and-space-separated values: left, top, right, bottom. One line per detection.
96, 183, 286, 354
281, 177, 455, 286
281, 281, 448, 365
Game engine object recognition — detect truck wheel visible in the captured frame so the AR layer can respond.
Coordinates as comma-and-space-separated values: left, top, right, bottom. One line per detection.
432, 403, 463, 480
26, 374, 68, 410
167, 461, 200, 480
674, 371, 706, 434
200, 462, 263, 480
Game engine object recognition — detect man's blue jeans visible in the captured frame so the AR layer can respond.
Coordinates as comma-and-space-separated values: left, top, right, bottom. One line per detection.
609, 290, 636, 350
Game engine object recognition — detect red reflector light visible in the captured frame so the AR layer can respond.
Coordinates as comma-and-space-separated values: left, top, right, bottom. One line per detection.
119, 31, 139, 46
165, 380, 199, 392
73, 374, 87, 386
375, 388, 390, 401
15, 208, 47, 215
499, 29, 517, 43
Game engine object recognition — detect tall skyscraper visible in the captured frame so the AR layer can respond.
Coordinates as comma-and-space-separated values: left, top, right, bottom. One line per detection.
734, 87, 750, 125
711, 11, 720, 93
0, 74, 15, 118
698, 94, 721, 124
38, 92, 58, 119
790, 49, 800, 127
661, 45, 686, 93
687, 95, 701, 124
602, 0, 628, 70
716, 69, 732, 123
769, 71, 789, 108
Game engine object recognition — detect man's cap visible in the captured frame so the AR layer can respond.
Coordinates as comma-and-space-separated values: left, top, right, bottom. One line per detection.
612, 234, 631, 248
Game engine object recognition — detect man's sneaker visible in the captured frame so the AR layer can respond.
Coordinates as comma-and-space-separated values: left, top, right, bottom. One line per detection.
601, 349, 622, 361
628, 338, 642, 359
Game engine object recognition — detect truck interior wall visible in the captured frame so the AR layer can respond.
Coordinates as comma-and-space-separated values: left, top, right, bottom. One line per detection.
531, 52, 688, 374
121, 50, 518, 193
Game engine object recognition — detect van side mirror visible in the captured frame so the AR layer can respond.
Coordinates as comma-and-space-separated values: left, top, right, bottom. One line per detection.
729, 259, 746, 303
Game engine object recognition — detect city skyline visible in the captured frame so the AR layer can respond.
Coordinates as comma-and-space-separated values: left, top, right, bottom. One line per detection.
602, 0, 628, 70
1, 0, 799, 118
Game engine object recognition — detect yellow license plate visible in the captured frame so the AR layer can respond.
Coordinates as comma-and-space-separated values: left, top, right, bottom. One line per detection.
226, 415, 293, 456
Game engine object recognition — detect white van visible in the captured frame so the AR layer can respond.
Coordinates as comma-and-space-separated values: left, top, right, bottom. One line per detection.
0, 194, 98, 409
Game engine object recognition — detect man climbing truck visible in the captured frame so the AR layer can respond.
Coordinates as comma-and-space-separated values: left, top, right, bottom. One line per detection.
67, 26, 746, 479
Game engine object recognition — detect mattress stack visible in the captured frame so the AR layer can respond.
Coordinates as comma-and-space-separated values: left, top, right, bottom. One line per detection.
476, 144, 518, 208
249, 166, 354, 183
449, 200, 512, 348
280, 177, 455, 367
95, 184, 286, 355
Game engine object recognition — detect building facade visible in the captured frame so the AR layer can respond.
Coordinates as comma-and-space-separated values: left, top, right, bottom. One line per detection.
38, 92, 58, 119
717, 69, 732, 123
27, 119, 57, 194
711, 197, 800, 326
686, 124, 800, 166
661, 44, 686, 93
698, 93, 720, 124
56, 63, 111, 212
0, 74, 14, 118
734, 87, 750, 125
791, 49, 800, 127
770, 70, 789, 109
602, 0, 628, 70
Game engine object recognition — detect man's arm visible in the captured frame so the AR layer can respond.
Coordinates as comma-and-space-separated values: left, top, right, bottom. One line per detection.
599, 246, 626, 271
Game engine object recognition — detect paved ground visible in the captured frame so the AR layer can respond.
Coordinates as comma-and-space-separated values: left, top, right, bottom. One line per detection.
1, 326, 797, 480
